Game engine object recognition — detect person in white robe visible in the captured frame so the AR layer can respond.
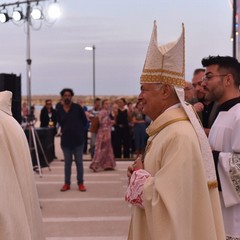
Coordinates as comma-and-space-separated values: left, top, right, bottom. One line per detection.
202, 55, 240, 239
125, 21, 225, 240
0, 91, 45, 240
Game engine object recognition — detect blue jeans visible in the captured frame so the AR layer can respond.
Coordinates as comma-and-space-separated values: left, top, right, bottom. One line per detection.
61, 145, 84, 185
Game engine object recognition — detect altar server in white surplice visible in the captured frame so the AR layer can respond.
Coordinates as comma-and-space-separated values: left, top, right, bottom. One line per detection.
202, 56, 240, 240
0, 91, 45, 240
125, 21, 225, 240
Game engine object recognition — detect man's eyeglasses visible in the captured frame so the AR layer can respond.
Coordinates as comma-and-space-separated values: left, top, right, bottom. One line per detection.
202, 74, 227, 82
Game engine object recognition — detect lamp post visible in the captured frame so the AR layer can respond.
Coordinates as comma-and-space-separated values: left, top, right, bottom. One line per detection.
0, 0, 60, 176
0, 0, 60, 115
26, 1, 32, 116
85, 45, 96, 104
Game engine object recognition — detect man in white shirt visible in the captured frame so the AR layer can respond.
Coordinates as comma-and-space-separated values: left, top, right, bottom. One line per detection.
202, 55, 240, 239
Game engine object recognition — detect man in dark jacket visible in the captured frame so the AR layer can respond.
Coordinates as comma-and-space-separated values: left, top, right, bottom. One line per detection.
57, 88, 87, 192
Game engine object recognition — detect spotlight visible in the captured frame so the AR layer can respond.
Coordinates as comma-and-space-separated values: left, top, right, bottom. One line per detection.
12, 9, 23, 21
31, 7, 42, 20
0, 11, 9, 23
47, 1, 61, 19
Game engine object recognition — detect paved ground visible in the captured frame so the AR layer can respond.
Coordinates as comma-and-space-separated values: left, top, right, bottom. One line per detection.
34, 137, 133, 240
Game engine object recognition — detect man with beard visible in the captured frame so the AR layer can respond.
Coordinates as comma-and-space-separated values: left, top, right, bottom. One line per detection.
57, 88, 87, 192
192, 68, 218, 135
201, 56, 240, 239
184, 81, 197, 104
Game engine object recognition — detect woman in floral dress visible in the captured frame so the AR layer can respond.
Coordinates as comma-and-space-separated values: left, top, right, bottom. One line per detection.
89, 99, 116, 172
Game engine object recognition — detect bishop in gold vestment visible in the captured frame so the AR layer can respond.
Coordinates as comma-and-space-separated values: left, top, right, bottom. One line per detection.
126, 21, 225, 240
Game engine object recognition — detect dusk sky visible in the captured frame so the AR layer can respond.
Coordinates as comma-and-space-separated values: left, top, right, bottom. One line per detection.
0, 0, 233, 97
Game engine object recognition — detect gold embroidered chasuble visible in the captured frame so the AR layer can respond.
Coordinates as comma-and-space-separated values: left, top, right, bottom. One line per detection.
128, 107, 225, 240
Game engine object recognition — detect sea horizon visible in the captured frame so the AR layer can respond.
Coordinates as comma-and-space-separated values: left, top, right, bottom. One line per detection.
22, 94, 138, 107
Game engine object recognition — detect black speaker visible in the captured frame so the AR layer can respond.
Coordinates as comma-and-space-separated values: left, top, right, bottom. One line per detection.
24, 127, 55, 168
0, 73, 22, 124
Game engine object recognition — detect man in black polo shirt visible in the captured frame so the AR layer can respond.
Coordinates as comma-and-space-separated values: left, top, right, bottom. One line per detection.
57, 88, 87, 192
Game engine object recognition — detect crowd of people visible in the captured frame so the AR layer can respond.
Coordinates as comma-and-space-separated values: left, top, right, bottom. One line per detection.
20, 91, 150, 192
23, 96, 149, 161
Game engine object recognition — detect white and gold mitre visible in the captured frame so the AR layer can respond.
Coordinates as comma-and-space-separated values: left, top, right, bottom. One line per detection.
140, 21, 218, 187
140, 20, 185, 88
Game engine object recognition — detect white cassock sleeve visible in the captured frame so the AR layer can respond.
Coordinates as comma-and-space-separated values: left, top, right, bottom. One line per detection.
219, 152, 240, 207
218, 115, 240, 207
